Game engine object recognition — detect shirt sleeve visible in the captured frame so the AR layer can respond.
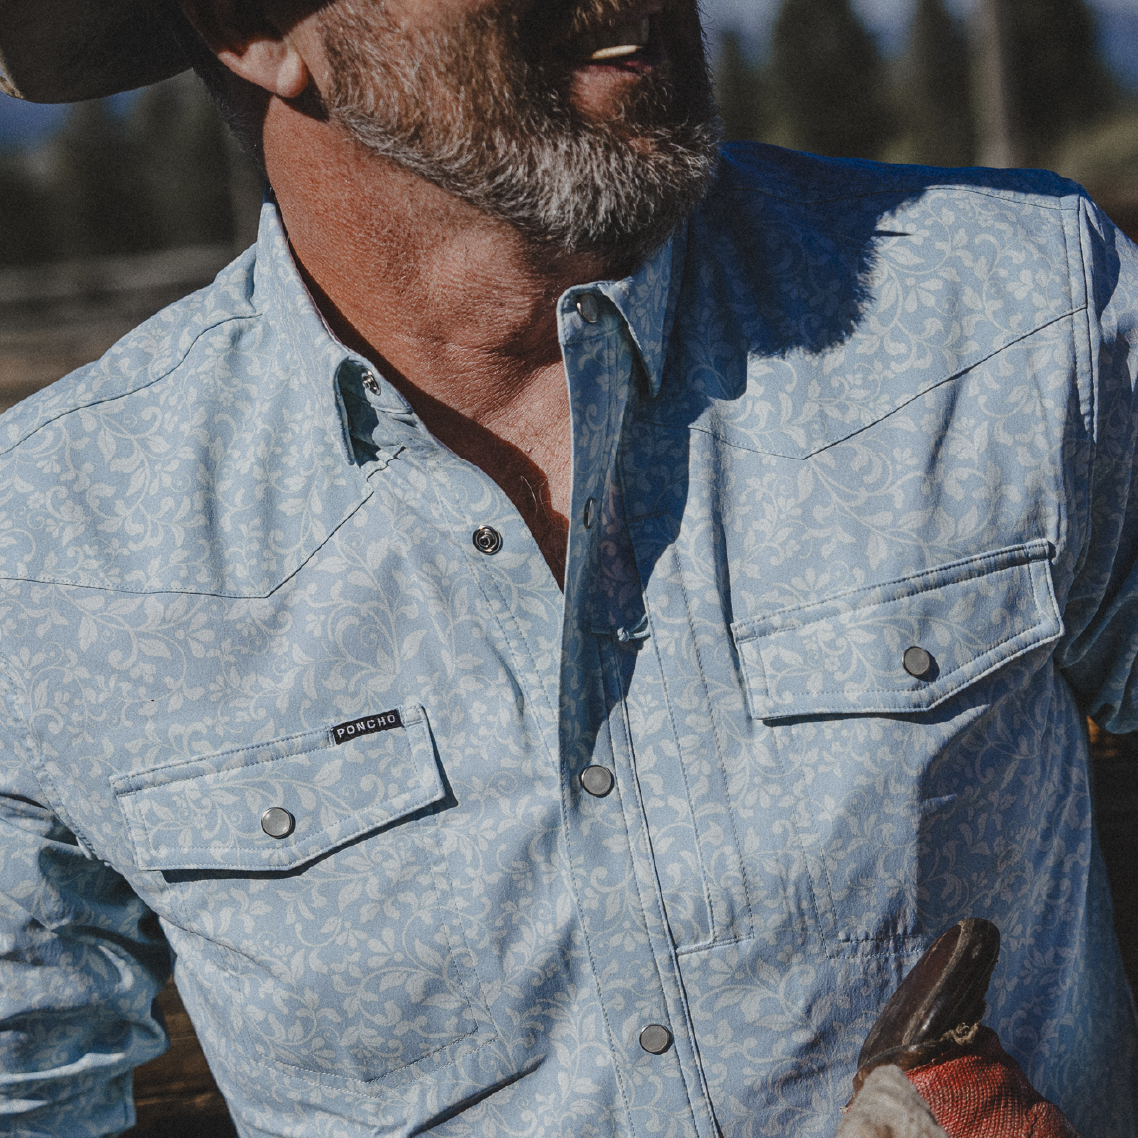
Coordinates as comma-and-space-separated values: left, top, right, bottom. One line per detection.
0, 753, 171, 1137
1054, 194, 1138, 734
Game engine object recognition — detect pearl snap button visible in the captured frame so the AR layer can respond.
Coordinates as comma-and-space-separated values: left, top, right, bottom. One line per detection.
902, 646, 934, 679
261, 807, 295, 839
639, 1024, 673, 1054
576, 294, 600, 324
580, 765, 615, 797
472, 526, 503, 555
583, 497, 597, 529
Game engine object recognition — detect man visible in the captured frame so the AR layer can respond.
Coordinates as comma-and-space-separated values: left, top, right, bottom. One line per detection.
0, 1, 1135, 1135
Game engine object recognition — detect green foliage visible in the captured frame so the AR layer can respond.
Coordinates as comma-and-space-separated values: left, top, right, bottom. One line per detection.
0, 157, 53, 266
1002, 0, 1117, 163
1, 73, 260, 269
133, 74, 239, 250
713, 0, 1123, 171
714, 31, 765, 143
47, 99, 156, 259
767, 0, 894, 159
896, 0, 975, 167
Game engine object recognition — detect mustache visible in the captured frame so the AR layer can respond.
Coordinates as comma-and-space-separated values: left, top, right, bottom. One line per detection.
524, 0, 672, 48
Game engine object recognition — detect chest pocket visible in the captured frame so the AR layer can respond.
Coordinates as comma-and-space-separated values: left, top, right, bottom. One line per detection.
112, 704, 446, 870
731, 541, 1060, 721
111, 705, 491, 1085
729, 541, 1061, 947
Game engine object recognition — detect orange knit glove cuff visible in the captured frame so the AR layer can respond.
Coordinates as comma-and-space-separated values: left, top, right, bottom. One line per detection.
906, 1027, 1079, 1138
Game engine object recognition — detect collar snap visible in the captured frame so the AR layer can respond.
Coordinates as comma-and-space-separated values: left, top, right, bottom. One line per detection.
576, 294, 601, 324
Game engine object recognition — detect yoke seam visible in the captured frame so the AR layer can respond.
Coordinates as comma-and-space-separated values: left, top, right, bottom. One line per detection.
637, 308, 1084, 459
0, 308, 266, 458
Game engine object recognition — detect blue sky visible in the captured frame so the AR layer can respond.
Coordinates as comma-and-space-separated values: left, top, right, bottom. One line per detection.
703, 0, 1132, 45
701, 0, 1138, 77
2, 0, 1137, 148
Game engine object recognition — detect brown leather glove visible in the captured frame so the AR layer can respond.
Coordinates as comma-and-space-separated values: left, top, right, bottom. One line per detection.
843, 919, 1081, 1138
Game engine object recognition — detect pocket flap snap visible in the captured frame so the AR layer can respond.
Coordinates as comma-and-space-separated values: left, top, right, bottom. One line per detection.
111, 704, 444, 871
731, 542, 1061, 720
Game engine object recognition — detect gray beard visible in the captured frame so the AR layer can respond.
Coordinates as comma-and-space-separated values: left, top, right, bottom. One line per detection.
320, 1, 721, 266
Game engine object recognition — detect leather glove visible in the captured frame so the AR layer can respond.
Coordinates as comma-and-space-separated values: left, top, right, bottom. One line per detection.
839, 919, 1080, 1138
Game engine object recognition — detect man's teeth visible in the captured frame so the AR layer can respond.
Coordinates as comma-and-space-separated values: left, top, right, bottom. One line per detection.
582, 17, 651, 61
591, 43, 641, 60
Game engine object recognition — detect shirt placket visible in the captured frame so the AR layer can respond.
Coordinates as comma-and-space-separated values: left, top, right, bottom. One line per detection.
558, 287, 718, 1138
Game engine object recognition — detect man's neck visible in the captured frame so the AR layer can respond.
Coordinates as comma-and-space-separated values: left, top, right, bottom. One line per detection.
265, 103, 624, 586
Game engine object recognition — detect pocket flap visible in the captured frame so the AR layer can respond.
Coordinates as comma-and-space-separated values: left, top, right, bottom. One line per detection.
731, 542, 1061, 720
111, 704, 444, 871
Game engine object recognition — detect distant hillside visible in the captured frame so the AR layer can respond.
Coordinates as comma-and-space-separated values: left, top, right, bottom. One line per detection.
1097, 6, 1138, 90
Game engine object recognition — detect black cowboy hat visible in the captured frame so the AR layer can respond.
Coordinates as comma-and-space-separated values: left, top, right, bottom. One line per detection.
0, 0, 189, 102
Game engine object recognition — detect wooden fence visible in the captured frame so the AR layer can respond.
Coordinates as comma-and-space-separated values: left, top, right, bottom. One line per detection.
0, 245, 236, 413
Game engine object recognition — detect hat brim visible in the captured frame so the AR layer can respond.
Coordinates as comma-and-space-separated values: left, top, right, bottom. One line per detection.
0, 0, 189, 103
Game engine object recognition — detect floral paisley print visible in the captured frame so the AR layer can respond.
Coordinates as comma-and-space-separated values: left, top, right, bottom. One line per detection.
1, 144, 1137, 1137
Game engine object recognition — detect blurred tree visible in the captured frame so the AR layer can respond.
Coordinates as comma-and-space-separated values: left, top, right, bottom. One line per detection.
132, 73, 237, 249
47, 99, 156, 259
714, 30, 765, 142
6, 73, 262, 266
0, 156, 52, 266
767, 0, 894, 160
898, 0, 975, 167
999, 0, 1117, 164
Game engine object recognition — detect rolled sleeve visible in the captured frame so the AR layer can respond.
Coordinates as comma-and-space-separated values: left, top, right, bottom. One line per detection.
0, 764, 170, 1137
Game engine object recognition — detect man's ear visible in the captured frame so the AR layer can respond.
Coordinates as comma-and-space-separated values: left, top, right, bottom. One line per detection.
176, 0, 312, 99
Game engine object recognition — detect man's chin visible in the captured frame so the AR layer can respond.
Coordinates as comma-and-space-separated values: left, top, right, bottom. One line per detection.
320, 0, 719, 271
532, 147, 720, 272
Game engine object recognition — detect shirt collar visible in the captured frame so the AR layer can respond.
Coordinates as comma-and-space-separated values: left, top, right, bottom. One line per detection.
252, 200, 418, 461
556, 225, 685, 400
253, 200, 377, 405
254, 199, 686, 462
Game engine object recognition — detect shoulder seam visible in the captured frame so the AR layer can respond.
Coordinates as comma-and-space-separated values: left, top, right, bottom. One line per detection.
0, 306, 266, 458
716, 181, 1082, 211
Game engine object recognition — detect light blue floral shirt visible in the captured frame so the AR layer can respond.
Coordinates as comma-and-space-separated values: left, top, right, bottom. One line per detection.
1, 145, 1137, 1137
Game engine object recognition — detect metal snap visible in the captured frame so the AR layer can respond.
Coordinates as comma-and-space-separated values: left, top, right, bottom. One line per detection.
576, 294, 600, 324
261, 806, 295, 839
580, 765, 615, 797
360, 368, 379, 395
638, 1024, 673, 1054
472, 526, 503, 555
583, 497, 597, 529
902, 646, 934, 680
